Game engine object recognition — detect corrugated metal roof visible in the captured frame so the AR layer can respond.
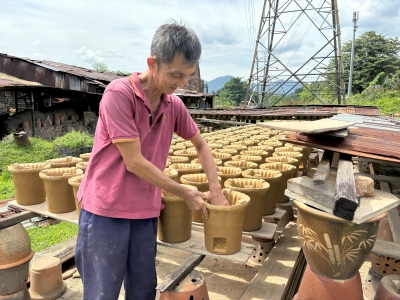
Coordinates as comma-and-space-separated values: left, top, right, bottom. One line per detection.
0, 72, 42, 88
174, 88, 214, 98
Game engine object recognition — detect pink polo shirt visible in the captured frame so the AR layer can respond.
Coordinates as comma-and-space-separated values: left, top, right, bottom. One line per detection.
77, 72, 199, 219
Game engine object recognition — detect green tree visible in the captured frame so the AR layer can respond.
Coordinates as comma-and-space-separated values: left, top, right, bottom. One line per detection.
342, 31, 400, 94
215, 77, 248, 106
92, 62, 109, 73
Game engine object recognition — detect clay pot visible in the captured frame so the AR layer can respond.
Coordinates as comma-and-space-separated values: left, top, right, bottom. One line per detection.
191, 158, 222, 166
159, 270, 209, 300
0, 224, 34, 295
173, 150, 198, 162
295, 265, 364, 300
252, 134, 270, 141
42, 121, 48, 127
68, 174, 84, 216
295, 200, 386, 280
170, 145, 186, 151
75, 162, 88, 173
203, 189, 250, 255
247, 237, 275, 266
164, 168, 179, 183
232, 155, 263, 167
216, 140, 230, 146
7, 163, 51, 205
158, 185, 197, 243
168, 149, 173, 155
240, 150, 270, 163
46, 156, 82, 168
273, 151, 303, 174
212, 148, 238, 155
79, 153, 91, 162
169, 163, 203, 182
168, 156, 190, 164
374, 274, 400, 300
258, 140, 283, 149
266, 156, 299, 177
224, 178, 270, 231
248, 145, 274, 156
259, 162, 295, 203
363, 267, 383, 300
215, 166, 242, 187
29, 257, 66, 300
0, 287, 31, 299
211, 152, 232, 164
21, 121, 30, 129
182, 141, 194, 148
180, 174, 221, 223
69, 115, 76, 121
294, 145, 311, 170
225, 144, 248, 151
370, 253, 400, 277
224, 160, 258, 171
241, 169, 282, 215
59, 115, 65, 124
53, 115, 60, 126
35, 119, 41, 128
39, 167, 83, 213
206, 143, 223, 149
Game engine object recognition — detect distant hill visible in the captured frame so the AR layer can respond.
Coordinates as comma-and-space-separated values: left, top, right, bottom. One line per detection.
204, 75, 233, 93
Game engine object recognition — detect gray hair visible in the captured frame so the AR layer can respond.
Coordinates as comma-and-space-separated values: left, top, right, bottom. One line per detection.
151, 21, 201, 68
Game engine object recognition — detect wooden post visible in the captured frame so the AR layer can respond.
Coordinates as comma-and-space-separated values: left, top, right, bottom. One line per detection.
313, 151, 333, 185
30, 91, 35, 137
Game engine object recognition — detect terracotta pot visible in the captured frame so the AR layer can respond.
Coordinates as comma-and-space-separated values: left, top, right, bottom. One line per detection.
370, 253, 400, 277
295, 200, 386, 280
203, 189, 250, 255
29, 257, 66, 300
46, 156, 82, 168
224, 160, 258, 171
59, 115, 65, 124
173, 150, 198, 162
240, 150, 270, 163
168, 156, 190, 164
225, 144, 248, 151
374, 274, 400, 300
8, 163, 51, 205
79, 152, 91, 162
295, 265, 364, 300
169, 163, 202, 182
232, 155, 263, 167
259, 162, 295, 203
224, 178, 270, 231
21, 121, 30, 129
191, 158, 222, 166
213, 148, 238, 155
266, 156, 299, 177
241, 169, 282, 215
180, 174, 221, 223
68, 174, 84, 217
164, 168, 179, 183
158, 185, 197, 243
0, 223, 34, 295
42, 121, 48, 127
215, 166, 242, 187
212, 152, 232, 164
363, 267, 383, 300
247, 237, 275, 266
39, 167, 83, 213
159, 270, 209, 300
0, 286, 31, 299
75, 162, 88, 173
35, 119, 41, 128
69, 115, 76, 121
273, 151, 303, 174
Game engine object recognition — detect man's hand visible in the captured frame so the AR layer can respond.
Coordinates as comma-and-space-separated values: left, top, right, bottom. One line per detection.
181, 188, 209, 219
208, 190, 229, 207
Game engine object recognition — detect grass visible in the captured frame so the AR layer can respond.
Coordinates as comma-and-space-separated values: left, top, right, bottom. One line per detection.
53, 130, 94, 149
27, 222, 79, 252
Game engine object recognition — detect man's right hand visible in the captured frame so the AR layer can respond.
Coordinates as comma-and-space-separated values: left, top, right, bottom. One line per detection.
182, 188, 209, 220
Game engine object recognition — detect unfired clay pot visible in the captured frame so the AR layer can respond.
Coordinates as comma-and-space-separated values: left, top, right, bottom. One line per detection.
79, 153, 91, 162
206, 143, 223, 149
39, 167, 83, 213
8, 163, 51, 205
224, 160, 258, 171
180, 174, 221, 223
173, 150, 198, 162
170, 145, 185, 151
68, 174, 84, 217
191, 158, 222, 166
248, 145, 274, 157
158, 185, 197, 243
266, 156, 299, 177
258, 140, 283, 150
75, 162, 88, 173
164, 168, 179, 183
0, 224, 34, 295
169, 163, 202, 182
168, 156, 190, 164
29, 257, 66, 300
225, 144, 248, 151
224, 178, 270, 231
241, 169, 282, 215
240, 150, 270, 163
215, 166, 242, 187
295, 200, 386, 280
232, 155, 263, 167
46, 156, 82, 168
211, 152, 232, 164
212, 148, 238, 155
203, 189, 250, 255
259, 162, 295, 203
272, 151, 303, 174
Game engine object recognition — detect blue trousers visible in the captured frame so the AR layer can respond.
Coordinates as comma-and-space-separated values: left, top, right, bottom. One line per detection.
75, 209, 158, 300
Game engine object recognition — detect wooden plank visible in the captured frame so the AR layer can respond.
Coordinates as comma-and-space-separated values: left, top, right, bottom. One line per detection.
157, 254, 205, 293
263, 208, 286, 223
352, 157, 400, 166
157, 230, 253, 264
256, 119, 357, 133
330, 152, 340, 168
388, 208, 400, 244
371, 240, 400, 259
281, 250, 306, 300
240, 222, 301, 300
286, 177, 400, 224
334, 159, 359, 220
362, 174, 400, 184
0, 210, 38, 229
313, 151, 332, 185
320, 128, 348, 138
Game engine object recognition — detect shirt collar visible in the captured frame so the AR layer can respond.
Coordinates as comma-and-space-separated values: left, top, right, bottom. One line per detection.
130, 72, 171, 104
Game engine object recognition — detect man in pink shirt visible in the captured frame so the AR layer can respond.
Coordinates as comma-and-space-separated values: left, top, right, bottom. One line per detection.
75, 22, 228, 299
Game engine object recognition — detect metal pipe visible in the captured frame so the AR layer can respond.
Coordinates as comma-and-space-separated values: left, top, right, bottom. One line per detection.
348, 11, 359, 98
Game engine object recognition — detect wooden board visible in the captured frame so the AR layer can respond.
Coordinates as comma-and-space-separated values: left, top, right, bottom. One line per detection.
313, 151, 332, 185
240, 222, 302, 300
285, 177, 400, 224
263, 208, 286, 223
157, 230, 253, 264
256, 119, 356, 133
320, 128, 348, 138
352, 157, 400, 166
0, 211, 39, 229
371, 240, 400, 259
9, 200, 79, 224
191, 221, 277, 240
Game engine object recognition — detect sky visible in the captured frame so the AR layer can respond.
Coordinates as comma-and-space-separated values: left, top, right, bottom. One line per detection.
0, 0, 399, 81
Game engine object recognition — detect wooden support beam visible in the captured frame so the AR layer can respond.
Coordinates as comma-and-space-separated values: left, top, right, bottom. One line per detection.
388, 207, 400, 244
333, 157, 359, 220
362, 174, 400, 184
0, 211, 38, 229
331, 152, 340, 168
156, 254, 205, 293
313, 150, 333, 185
352, 157, 400, 166
371, 240, 400, 259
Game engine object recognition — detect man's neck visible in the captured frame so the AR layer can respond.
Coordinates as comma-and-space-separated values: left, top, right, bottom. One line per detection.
138, 69, 162, 104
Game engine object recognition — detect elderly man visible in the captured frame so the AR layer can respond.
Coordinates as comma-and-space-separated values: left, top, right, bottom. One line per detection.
75, 22, 228, 299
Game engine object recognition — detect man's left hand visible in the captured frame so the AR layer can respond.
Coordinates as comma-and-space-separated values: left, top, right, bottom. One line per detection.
208, 190, 229, 206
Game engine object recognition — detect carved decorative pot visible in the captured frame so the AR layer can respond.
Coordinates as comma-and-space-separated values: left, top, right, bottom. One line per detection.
224, 178, 270, 231
68, 174, 84, 217
8, 163, 51, 205
295, 200, 386, 280
203, 189, 250, 255
46, 156, 82, 168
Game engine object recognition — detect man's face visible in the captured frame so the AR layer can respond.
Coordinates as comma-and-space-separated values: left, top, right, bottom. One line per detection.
151, 54, 197, 95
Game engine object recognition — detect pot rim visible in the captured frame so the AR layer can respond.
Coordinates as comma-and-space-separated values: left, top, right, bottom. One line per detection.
0, 249, 34, 270
294, 200, 388, 223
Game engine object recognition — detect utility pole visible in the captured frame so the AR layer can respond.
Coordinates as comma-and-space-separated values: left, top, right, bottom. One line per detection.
348, 11, 359, 98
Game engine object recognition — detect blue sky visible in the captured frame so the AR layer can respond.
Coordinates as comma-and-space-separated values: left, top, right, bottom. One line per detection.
0, 0, 398, 81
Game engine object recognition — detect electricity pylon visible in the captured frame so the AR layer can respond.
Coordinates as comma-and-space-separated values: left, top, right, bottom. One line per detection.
245, 0, 345, 108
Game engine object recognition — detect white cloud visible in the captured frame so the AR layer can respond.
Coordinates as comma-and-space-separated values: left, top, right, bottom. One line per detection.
32, 53, 43, 59
73, 47, 104, 63
32, 40, 41, 45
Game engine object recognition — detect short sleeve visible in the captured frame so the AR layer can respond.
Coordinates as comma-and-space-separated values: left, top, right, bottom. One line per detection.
100, 88, 140, 143
173, 97, 199, 140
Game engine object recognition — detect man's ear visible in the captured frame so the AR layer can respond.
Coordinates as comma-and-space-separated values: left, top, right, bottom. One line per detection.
147, 56, 157, 71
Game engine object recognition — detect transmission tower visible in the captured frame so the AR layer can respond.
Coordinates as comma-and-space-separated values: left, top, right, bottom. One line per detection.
245, 0, 345, 108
